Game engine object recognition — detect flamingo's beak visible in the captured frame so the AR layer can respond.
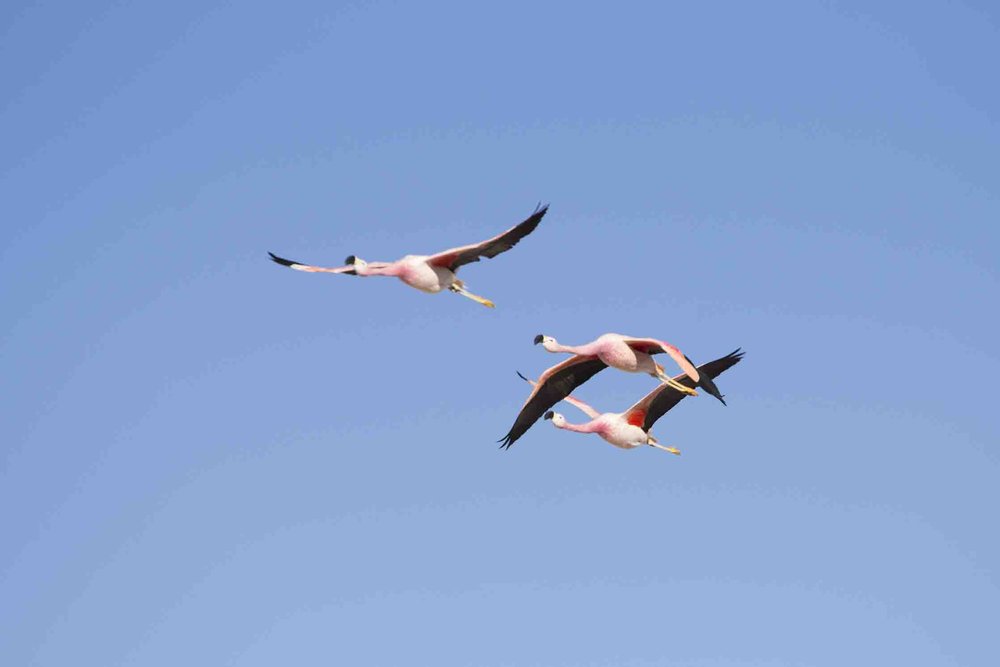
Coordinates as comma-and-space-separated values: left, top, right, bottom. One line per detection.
534, 334, 544, 345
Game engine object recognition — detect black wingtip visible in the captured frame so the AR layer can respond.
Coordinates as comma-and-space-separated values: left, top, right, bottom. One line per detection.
720, 349, 743, 406
516, 371, 529, 381
698, 374, 727, 405
684, 348, 745, 407
268, 252, 297, 267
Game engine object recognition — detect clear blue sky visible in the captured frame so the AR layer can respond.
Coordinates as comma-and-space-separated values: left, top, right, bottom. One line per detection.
2, 1, 998, 664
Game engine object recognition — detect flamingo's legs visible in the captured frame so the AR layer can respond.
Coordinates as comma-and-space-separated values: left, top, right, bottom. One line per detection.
655, 367, 698, 396
450, 280, 495, 308
646, 434, 681, 455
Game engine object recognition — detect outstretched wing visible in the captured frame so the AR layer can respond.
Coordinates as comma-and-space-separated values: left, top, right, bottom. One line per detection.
268, 252, 390, 275
427, 203, 548, 272
498, 355, 607, 449
516, 371, 601, 420
623, 349, 744, 432
622, 336, 700, 381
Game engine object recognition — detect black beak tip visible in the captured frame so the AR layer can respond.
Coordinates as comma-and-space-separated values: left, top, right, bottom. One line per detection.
544, 411, 554, 420
533, 334, 544, 345
344, 255, 356, 265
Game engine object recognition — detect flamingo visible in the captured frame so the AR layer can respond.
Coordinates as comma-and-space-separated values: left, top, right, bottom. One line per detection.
508, 349, 744, 453
268, 204, 548, 308
533, 333, 728, 400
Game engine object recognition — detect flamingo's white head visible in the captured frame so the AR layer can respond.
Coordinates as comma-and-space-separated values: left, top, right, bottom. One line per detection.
543, 410, 567, 428
534, 334, 559, 352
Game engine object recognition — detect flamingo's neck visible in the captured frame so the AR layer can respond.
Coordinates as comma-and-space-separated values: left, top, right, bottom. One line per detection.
547, 342, 587, 355
559, 420, 601, 435
357, 263, 398, 277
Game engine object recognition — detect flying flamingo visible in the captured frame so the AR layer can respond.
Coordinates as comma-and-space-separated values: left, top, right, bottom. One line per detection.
533, 333, 728, 400
509, 349, 744, 453
268, 204, 548, 308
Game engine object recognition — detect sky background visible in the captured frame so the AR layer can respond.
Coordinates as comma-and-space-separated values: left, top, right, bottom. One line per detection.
2, 1, 999, 665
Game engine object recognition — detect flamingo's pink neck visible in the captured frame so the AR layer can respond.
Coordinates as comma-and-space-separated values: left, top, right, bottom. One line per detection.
357, 263, 399, 277
559, 420, 602, 435
548, 341, 589, 355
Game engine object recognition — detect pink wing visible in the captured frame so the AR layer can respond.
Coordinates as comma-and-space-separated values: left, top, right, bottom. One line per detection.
268, 252, 389, 274
426, 204, 548, 271
622, 337, 700, 382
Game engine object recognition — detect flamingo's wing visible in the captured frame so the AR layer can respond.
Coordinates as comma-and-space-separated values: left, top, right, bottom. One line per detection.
622, 337, 701, 381
515, 371, 601, 420
268, 252, 390, 275
624, 349, 744, 432
426, 203, 548, 272
498, 355, 607, 449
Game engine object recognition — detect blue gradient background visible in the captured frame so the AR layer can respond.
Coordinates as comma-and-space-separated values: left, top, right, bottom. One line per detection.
2, 1, 998, 665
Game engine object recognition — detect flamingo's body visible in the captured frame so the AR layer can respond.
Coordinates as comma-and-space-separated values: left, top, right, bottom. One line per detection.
517, 350, 744, 454
549, 413, 655, 450
515, 372, 651, 449
269, 204, 548, 308
533, 332, 729, 403
359, 256, 457, 293
536, 333, 700, 381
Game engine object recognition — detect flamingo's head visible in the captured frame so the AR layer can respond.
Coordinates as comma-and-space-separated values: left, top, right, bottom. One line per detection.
345, 255, 368, 271
534, 334, 558, 351
544, 411, 566, 428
